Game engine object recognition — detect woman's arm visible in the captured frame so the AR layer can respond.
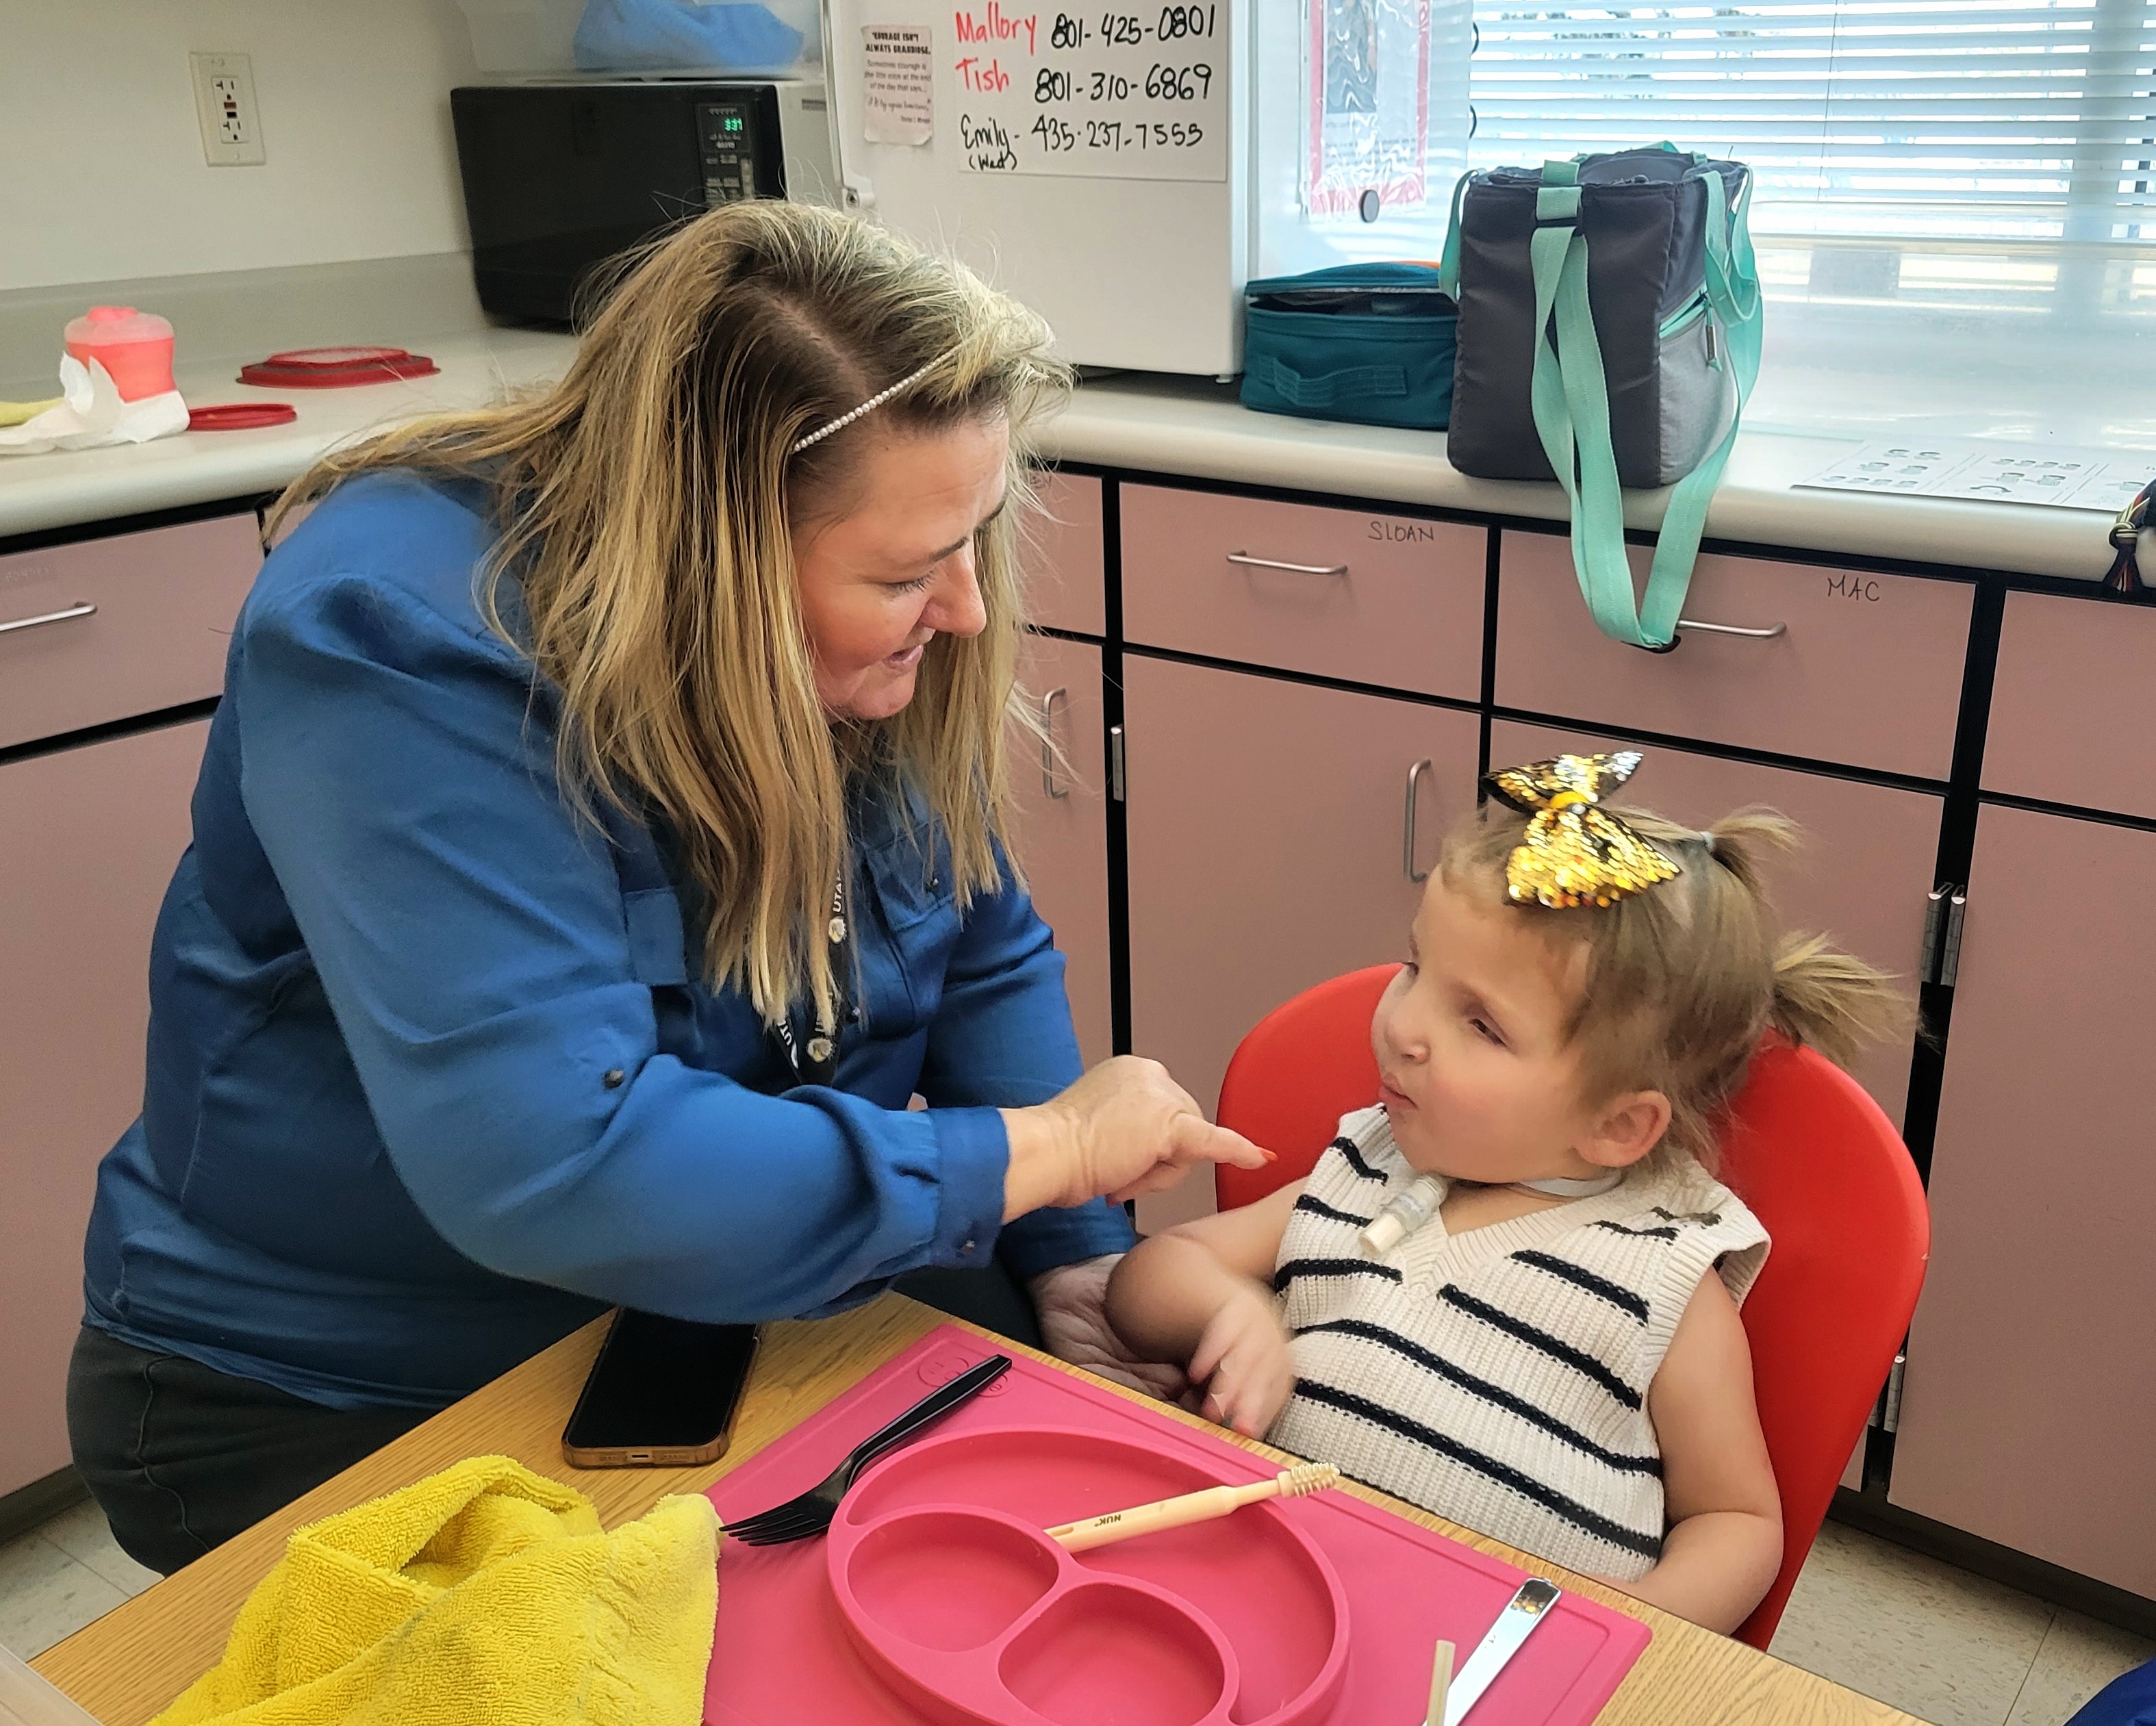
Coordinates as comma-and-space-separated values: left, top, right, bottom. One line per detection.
1623, 1272, 1784, 1632
1106, 1183, 1303, 1435
238, 561, 1256, 1322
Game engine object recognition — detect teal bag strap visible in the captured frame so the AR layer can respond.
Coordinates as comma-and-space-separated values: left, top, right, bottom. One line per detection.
1525, 160, 1762, 649
1640, 167, 1762, 644
1436, 168, 1474, 301
1527, 170, 1654, 645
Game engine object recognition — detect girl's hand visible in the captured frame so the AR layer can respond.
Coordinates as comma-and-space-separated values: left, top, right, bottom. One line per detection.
1188, 1286, 1296, 1438
1001, 1056, 1271, 1220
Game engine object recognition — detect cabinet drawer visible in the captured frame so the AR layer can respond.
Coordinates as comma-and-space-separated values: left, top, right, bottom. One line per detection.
1122, 485, 1485, 700
0, 513, 260, 750
1983, 591, 2156, 820
1023, 473, 1106, 637
1495, 534, 1971, 780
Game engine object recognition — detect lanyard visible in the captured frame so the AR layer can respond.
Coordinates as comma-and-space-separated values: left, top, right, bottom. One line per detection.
772, 874, 850, 1087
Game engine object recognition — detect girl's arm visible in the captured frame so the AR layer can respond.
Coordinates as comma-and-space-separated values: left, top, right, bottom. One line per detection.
1622, 1271, 1784, 1632
1105, 1181, 1303, 1435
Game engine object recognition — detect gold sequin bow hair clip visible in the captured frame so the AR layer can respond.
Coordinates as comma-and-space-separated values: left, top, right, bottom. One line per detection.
1482, 750, 1682, 909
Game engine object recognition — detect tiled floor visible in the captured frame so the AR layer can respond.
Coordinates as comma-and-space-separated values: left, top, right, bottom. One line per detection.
0, 1501, 2146, 1721
1768, 1521, 2155, 1725
0, 1499, 158, 1663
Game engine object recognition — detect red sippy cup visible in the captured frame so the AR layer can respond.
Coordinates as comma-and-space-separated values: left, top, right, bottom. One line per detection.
64, 307, 177, 402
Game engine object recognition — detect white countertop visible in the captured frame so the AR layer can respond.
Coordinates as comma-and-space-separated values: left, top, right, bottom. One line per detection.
0, 327, 579, 542
1043, 375, 2127, 581
0, 320, 2125, 582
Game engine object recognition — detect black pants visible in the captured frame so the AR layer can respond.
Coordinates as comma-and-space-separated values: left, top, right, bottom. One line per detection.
66, 1325, 431, 1575
68, 1265, 1040, 1576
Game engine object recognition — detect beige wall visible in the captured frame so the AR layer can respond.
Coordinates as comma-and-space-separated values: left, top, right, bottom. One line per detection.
0, 0, 481, 290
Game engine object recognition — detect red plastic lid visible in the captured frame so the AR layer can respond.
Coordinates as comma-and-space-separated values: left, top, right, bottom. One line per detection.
236, 346, 439, 388
188, 402, 299, 431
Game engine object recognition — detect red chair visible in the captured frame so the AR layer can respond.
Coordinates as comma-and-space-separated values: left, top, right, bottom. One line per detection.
1213, 964, 1930, 1650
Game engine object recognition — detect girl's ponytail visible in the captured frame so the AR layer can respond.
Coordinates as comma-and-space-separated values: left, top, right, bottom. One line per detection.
1699, 809, 1914, 1070
1768, 932, 1912, 1070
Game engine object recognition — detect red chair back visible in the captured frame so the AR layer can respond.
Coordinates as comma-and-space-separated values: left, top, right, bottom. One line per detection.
1212, 965, 1929, 1649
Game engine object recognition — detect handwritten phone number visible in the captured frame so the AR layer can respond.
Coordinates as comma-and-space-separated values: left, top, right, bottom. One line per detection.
1029, 116, 1206, 152
1050, 5, 1217, 47
1034, 62, 1213, 103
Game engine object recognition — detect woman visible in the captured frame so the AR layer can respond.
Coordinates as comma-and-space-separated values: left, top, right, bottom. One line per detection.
69, 202, 1262, 1573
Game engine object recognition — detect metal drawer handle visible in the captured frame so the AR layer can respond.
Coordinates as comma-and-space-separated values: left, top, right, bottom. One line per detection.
1404, 758, 1434, 883
1226, 551, 1349, 577
0, 600, 97, 637
1676, 615, 1786, 640
1040, 687, 1069, 799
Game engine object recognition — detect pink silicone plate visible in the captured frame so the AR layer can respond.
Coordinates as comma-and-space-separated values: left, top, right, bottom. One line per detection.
826, 1425, 1349, 1726
704, 1328, 1651, 1726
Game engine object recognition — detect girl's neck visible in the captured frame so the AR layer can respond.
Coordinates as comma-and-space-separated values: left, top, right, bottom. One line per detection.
1444, 1167, 1626, 1202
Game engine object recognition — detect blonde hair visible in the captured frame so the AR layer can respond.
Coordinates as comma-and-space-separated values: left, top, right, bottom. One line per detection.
268, 202, 1070, 1027
1440, 802, 1912, 1176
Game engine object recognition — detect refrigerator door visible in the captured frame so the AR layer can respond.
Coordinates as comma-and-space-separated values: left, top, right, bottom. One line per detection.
822, 0, 1247, 374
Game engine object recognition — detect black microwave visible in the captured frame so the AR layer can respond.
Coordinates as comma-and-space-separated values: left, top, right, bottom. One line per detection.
449, 80, 836, 325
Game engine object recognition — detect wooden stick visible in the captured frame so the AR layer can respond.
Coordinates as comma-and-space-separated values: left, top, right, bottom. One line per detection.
1426, 1638, 1455, 1726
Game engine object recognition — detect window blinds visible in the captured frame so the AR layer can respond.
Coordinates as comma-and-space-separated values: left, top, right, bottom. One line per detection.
1466, 0, 2156, 241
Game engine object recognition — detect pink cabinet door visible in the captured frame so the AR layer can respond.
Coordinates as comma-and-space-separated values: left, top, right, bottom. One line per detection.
1983, 591, 2156, 822
0, 514, 259, 750
1121, 486, 1486, 700
0, 718, 210, 1497
1490, 721, 1939, 1126
1495, 534, 1971, 780
1888, 805, 2156, 1596
1124, 655, 1481, 1227
1022, 474, 1106, 638
1007, 634, 1112, 1069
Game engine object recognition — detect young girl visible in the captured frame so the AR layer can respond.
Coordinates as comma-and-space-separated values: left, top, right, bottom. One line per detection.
1106, 751, 1905, 1633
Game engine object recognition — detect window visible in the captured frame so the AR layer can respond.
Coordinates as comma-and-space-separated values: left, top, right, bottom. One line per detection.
1466, 0, 2156, 259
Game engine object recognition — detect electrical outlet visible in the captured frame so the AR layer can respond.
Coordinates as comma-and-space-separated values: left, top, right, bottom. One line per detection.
190, 51, 266, 167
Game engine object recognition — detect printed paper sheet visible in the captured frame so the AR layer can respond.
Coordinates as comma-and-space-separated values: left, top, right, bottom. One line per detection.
1798, 439, 2156, 513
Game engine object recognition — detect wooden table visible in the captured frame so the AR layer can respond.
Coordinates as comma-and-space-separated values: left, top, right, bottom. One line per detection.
34, 1295, 1914, 1726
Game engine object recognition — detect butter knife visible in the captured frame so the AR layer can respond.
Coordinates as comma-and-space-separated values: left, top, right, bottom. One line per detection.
1439, 1577, 1562, 1725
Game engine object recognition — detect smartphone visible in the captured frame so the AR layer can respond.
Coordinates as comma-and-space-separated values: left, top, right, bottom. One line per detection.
561, 1310, 761, 1468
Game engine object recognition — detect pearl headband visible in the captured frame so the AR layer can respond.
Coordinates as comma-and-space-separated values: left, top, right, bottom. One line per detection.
789, 351, 956, 455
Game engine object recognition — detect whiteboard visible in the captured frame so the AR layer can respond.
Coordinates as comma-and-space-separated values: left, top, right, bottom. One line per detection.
825, 0, 1247, 372
946, 1, 1228, 180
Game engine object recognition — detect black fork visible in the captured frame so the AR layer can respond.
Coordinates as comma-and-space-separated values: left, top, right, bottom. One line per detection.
722, 1354, 1011, 1546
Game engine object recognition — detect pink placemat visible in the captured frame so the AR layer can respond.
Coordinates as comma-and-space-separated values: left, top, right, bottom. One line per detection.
704, 1325, 1651, 1726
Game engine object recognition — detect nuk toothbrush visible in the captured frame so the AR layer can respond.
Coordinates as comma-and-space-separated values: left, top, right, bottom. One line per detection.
1045, 1461, 1341, 1553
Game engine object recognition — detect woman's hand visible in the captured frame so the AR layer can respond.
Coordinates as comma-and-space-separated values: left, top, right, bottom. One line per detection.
1188, 1285, 1297, 1438
1000, 1056, 1271, 1220
1028, 1254, 1192, 1402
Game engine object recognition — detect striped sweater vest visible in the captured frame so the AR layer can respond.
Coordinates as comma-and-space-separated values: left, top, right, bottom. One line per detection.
1266, 1106, 1770, 1582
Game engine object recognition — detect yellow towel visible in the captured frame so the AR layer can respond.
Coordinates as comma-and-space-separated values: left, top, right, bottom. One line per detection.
150, 1456, 720, 1726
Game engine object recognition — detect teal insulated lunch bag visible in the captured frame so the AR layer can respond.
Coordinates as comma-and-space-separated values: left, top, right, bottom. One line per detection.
1241, 263, 1458, 432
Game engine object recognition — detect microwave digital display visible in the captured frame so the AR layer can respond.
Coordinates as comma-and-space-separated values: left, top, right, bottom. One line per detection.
698, 103, 759, 207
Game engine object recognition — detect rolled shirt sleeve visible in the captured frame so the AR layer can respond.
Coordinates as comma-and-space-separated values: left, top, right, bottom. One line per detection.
237, 568, 1012, 1323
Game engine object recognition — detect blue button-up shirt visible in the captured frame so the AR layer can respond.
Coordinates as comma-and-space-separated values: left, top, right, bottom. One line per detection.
81, 471, 1131, 1412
